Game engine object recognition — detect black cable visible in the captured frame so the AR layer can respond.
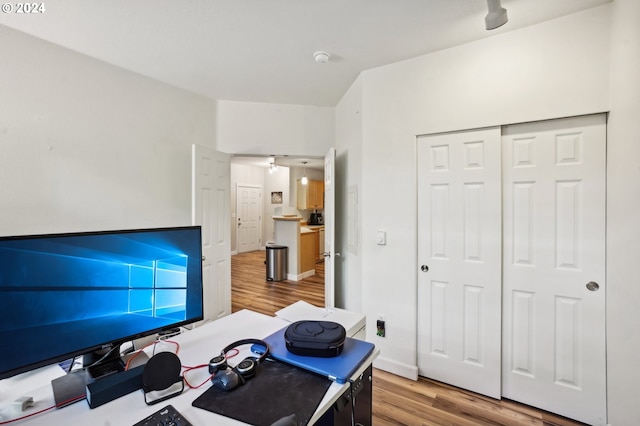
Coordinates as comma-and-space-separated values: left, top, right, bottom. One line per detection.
66, 356, 77, 373
347, 378, 356, 426
85, 344, 121, 368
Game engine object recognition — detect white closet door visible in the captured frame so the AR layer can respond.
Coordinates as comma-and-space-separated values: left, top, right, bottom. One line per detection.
502, 114, 607, 425
417, 127, 502, 398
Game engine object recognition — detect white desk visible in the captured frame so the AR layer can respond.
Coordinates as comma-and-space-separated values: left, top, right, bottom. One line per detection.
0, 310, 377, 425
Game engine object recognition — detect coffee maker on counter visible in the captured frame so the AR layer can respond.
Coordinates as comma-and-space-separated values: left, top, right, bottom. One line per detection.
308, 210, 324, 225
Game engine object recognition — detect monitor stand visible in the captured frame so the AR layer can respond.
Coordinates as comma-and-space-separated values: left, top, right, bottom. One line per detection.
51, 369, 91, 408
51, 349, 124, 409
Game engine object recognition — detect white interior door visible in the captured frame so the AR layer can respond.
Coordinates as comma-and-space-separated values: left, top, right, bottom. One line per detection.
417, 127, 503, 398
502, 114, 607, 425
192, 144, 231, 321
236, 185, 262, 253
324, 147, 336, 308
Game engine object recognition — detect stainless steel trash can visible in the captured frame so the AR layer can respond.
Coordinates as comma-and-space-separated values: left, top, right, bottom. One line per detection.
266, 245, 287, 281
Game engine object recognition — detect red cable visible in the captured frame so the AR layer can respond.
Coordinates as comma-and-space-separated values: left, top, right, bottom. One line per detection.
0, 394, 85, 425
181, 348, 240, 389
124, 339, 180, 370
182, 364, 213, 389
3, 338, 218, 423
2, 339, 182, 424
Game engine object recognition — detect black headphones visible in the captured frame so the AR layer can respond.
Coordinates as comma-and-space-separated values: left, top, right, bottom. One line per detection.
208, 338, 269, 391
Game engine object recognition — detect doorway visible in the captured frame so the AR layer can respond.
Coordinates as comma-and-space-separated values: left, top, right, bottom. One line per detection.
229, 155, 329, 303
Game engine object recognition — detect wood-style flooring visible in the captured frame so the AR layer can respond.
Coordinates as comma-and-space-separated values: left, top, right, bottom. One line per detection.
231, 250, 324, 315
231, 250, 586, 426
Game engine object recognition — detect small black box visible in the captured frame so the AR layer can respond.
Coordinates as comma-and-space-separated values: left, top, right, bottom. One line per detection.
86, 365, 145, 409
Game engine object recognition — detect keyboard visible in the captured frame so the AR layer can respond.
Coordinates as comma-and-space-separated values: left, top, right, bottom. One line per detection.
132, 404, 193, 426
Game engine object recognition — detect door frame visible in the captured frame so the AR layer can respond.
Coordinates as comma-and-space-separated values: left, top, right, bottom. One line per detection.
324, 147, 336, 308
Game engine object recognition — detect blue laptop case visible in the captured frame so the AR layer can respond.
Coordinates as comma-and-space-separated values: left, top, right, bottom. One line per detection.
260, 326, 375, 384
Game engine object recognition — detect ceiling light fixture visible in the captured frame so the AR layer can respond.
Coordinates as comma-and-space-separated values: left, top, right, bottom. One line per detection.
485, 0, 508, 30
313, 51, 331, 64
268, 156, 278, 174
301, 161, 308, 185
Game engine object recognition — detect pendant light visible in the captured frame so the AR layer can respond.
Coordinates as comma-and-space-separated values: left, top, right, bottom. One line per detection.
301, 161, 308, 185
485, 0, 508, 30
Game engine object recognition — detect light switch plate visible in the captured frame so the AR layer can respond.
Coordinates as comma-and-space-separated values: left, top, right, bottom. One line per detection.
376, 230, 386, 245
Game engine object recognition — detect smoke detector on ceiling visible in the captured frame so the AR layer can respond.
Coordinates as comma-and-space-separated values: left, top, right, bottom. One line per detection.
313, 51, 331, 63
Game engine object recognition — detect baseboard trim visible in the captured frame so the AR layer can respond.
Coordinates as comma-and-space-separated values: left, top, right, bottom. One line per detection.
286, 269, 316, 282
373, 356, 419, 381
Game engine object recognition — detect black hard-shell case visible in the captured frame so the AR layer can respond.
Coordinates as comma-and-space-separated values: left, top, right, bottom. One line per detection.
284, 320, 346, 358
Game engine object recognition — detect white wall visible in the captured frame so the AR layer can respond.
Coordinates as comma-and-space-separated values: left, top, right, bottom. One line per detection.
216, 100, 334, 156
349, 4, 612, 381
606, 0, 640, 424
263, 166, 291, 244
336, 3, 640, 423
0, 25, 217, 236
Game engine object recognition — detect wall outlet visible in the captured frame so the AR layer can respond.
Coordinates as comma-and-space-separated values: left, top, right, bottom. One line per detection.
376, 319, 386, 337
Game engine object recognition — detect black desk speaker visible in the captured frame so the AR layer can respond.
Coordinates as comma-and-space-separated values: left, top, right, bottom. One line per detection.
86, 365, 145, 409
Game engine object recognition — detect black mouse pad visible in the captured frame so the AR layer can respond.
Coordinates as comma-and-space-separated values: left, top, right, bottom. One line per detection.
192, 359, 332, 425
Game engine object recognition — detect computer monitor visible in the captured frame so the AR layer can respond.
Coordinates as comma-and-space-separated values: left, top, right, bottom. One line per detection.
0, 226, 204, 389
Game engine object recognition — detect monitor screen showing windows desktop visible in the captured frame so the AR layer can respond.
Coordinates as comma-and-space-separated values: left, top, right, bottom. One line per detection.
0, 226, 204, 382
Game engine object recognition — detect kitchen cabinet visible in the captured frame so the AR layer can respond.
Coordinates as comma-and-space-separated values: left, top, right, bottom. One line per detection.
297, 179, 324, 210
300, 230, 317, 274
304, 225, 325, 262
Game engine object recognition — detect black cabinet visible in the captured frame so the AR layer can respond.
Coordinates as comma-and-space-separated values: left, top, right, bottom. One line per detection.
316, 365, 373, 426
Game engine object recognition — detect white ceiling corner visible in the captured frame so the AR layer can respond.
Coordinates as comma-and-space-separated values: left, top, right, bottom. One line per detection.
0, 0, 611, 107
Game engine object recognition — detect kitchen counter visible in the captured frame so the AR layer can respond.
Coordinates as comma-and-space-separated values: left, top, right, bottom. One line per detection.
273, 216, 315, 280
300, 226, 315, 234
273, 215, 303, 221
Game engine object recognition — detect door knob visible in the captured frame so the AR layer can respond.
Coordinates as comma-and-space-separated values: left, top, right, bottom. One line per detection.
421, 265, 429, 272
586, 281, 600, 291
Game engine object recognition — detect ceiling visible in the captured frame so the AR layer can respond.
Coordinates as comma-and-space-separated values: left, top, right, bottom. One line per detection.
0, 0, 610, 108
232, 155, 324, 171
2, 0, 610, 170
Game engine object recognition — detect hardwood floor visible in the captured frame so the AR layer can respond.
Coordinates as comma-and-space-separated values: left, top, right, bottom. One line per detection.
231, 251, 586, 426
231, 250, 325, 315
